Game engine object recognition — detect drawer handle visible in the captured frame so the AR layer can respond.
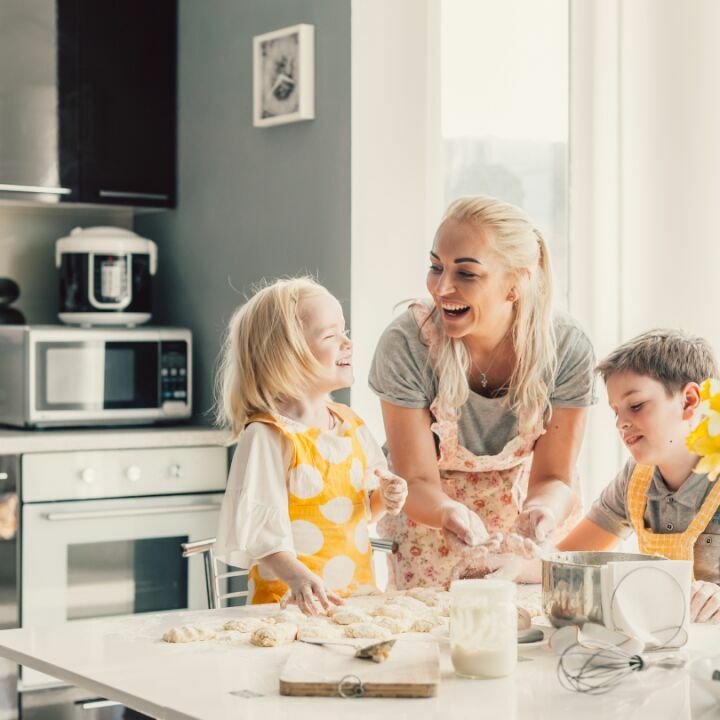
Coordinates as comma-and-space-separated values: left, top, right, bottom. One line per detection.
0, 183, 71, 195
44, 503, 219, 522
99, 190, 169, 201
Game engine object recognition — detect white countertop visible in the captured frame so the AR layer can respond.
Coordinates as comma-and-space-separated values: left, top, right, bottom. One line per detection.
0, 424, 229, 454
0, 604, 718, 720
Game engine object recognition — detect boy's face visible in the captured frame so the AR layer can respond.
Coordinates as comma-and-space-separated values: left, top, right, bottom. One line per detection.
298, 292, 353, 393
606, 370, 698, 466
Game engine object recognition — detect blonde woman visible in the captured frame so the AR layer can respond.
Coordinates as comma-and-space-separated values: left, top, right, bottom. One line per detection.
214, 278, 408, 614
369, 196, 596, 588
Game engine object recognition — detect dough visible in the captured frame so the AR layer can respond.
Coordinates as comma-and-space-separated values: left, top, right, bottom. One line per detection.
517, 607, 532, 631
410, 615, 445, 633
329, 609, 372, 625
222, 617, 266, 633
262, 610, 303, 624
385, 595, 427, 612
344, 623, 392, 640
297, 623, 346, 641
162, 625, 216, 643
250, 622, 298, 647
371, 604, 413, 620
373, 615, 412, 634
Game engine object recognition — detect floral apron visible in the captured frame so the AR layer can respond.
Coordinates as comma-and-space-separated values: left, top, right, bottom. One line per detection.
628, 463, 720, 580
378, 302, 579, 589
246, 403, 376, 604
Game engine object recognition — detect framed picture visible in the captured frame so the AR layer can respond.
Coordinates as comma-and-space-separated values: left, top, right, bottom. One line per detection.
253, 23, 315, 127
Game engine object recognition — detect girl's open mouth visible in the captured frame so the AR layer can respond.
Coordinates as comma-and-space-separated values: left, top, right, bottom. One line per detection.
441, 302, 470, 318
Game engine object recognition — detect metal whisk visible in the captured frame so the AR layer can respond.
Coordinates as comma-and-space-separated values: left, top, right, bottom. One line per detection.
557, 641, 687, 695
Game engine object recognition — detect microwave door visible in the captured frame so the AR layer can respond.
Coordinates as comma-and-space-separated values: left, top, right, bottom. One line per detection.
104, 341, 158, 409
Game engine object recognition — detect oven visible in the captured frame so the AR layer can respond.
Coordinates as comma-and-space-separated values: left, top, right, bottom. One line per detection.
19, 445, 226, 690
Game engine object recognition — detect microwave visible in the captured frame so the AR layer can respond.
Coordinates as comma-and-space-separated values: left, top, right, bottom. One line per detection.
0, 325, 192, 428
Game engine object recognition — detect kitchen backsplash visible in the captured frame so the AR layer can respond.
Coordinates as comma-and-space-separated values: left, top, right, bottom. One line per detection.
0, 205, 133, 324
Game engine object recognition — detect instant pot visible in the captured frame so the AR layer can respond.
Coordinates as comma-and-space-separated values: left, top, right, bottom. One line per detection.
55, 226, 157, 326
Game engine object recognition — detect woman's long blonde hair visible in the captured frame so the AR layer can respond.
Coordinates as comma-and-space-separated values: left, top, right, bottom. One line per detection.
214, 277, 329, 442
432, 196, 557, 430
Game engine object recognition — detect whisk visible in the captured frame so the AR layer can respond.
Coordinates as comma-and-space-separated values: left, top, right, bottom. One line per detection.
557, 640, 687, 695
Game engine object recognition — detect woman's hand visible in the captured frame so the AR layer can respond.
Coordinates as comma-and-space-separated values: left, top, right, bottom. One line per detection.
513, 505, 557, 542
374, 469, 408, 515
440, 502, 489, 547
691, 580, 720, 623
279, 565, 344, 616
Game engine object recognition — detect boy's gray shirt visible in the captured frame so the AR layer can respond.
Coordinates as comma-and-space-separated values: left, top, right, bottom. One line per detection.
588, 458, 720, 583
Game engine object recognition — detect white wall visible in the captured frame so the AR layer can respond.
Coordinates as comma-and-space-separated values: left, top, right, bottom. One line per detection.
350, 0, 443, 441
570, 0, 720, 498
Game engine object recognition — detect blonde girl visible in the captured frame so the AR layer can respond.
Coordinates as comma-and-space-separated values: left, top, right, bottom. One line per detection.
215, 278, 407, 615
369, 196, 597, 588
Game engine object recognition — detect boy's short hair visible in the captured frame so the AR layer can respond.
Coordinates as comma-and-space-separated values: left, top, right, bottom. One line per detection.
596, 329, 719, 394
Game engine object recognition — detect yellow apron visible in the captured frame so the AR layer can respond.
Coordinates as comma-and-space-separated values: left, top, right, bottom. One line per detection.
246, 402, 376, 604
627, 463, 720, 573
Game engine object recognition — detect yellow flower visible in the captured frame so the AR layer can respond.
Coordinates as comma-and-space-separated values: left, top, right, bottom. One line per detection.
687, 379, 720, 481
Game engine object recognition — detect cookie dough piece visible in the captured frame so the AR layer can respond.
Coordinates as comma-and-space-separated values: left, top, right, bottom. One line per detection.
250, 622, 298, 647
373, 615, 412, 634
517, 607, 532, 631
386, 595, 427, 612
297, 623, 346, 641
162, 625, 216, 643
263, 610, 303, 624
371, 604, 413, 620
329, 608, 372, 625
410, 615, 445, 633
222, 617, 266, 633
344, 623, 392, 640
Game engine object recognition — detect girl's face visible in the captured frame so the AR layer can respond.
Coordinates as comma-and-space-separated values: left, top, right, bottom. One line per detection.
606, 370, 698, 466
427, 218, 517, 339
298, 292, 353, 393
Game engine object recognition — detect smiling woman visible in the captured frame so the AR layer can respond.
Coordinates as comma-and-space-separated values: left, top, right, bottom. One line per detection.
369, 196, 598, 589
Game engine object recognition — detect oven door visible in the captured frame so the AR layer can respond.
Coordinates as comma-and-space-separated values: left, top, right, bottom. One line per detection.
21, 492, 221, 688
30, 338, 161, 424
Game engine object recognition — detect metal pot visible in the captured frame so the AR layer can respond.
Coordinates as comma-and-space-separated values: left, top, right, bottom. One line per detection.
542, 551, 665, 628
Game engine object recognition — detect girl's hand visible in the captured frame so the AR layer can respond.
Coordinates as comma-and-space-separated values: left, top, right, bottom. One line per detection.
440, 502, 489, 547
513, 505, 557, 543
691, 580, 720, 623
279, 567, 344, 616
374, 469, 408, 515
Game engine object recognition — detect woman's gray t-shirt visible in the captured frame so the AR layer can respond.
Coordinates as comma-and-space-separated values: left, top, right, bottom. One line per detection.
368, 308, 598, 457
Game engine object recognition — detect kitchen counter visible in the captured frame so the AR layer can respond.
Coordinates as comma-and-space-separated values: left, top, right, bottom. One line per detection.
0, 424, 229, 454
0, 604, 717, 720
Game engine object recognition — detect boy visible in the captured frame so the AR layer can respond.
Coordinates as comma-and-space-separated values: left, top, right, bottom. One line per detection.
556, 329, 720, 623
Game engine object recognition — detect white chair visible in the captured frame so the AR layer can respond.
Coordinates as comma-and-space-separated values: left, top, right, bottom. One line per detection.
181, 537, 396, 609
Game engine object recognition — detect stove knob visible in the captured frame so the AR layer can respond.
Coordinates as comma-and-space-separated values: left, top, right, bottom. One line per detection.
169, 464, 183, 479
80, 468, 96, 484
126, 465, 141, 483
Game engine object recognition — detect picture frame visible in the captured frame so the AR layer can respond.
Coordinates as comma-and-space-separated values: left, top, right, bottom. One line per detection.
253, 23, 315, 127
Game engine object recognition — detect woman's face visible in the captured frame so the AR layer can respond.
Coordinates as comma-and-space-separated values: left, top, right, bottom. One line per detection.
427, 218, 516, 338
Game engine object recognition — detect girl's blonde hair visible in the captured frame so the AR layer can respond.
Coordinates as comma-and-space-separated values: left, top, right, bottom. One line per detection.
432, 196, 557, 430
215, 277, 329, 441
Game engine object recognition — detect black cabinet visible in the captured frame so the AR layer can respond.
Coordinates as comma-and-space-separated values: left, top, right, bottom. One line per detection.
0, 0, 177, 208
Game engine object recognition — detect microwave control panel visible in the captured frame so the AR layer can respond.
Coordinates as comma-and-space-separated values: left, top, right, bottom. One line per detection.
160, 341, 188, 402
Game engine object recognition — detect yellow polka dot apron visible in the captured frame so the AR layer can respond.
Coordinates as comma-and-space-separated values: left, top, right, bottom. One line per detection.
378, 302, 582, 589
246, 402, 376, 604
627, 463, 720, 575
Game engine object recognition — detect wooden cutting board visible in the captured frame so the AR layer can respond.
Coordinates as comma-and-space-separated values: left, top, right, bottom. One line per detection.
279, 639, 440, 698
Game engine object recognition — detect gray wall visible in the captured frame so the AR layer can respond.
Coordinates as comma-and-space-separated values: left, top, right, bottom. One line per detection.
136, 0, 352, 423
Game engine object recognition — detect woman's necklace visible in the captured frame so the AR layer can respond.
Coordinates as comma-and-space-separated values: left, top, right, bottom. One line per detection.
471, 330, 511, 389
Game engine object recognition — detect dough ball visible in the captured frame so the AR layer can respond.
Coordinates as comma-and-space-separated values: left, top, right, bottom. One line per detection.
330, 609, 372, 625
162, 625, 216, 643
517, 607, 532, 631
373, 615, 412, 634
297, 623, 346, 641
250, 622, 298, 647
371, 604, 413, 620
385, 595, 427, 612
344, 623, 392, 640
410, 615, 445, 633
222, 617, 265, 633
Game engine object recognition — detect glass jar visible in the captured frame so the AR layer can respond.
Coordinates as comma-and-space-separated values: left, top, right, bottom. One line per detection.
450, 578, 517, 678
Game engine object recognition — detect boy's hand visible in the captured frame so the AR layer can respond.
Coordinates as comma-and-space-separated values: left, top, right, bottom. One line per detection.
691, 580, 720, 623
374, 469, 408, 515
280, 567, 344, 616
513, 505, 557, 543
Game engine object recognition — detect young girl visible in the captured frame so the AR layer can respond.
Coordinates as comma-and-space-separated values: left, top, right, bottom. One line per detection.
214, 278, 408, 616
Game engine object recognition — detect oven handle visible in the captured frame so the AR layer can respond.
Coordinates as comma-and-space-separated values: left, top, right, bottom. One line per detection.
43, 503, 220, 522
